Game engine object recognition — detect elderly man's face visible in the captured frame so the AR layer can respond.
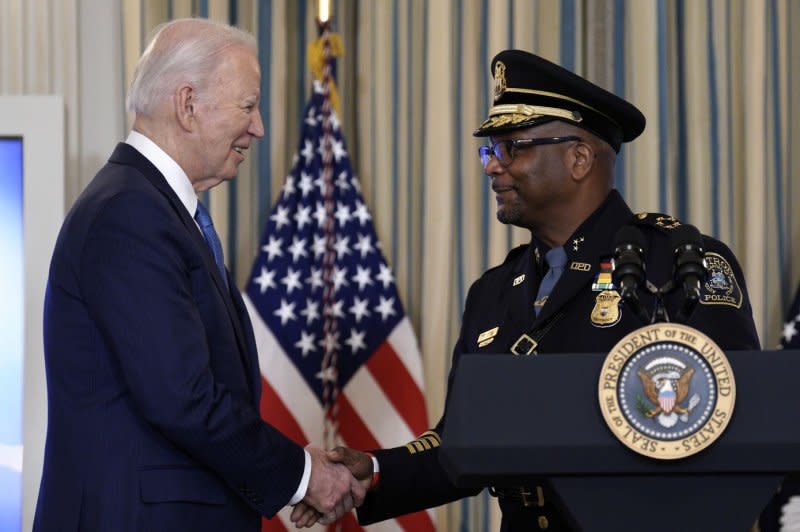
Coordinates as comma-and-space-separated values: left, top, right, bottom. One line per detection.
190, 45, 264, 191
484, 124, 576, 230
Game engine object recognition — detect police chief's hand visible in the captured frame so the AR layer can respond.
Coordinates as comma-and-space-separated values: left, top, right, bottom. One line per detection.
326, 446, 373, 492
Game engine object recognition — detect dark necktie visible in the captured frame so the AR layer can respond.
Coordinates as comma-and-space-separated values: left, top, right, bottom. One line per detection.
534, 246, 568, 316
194, 201, 228, 288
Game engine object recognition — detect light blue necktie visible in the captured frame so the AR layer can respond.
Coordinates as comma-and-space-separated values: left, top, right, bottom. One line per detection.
194, 201, 228, 288
534, 246, 568, 316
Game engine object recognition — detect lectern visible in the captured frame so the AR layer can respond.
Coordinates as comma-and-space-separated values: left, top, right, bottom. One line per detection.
439, 351, 800, 531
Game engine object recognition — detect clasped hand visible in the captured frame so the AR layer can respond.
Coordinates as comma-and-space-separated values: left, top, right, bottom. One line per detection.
292, 446, 374, 528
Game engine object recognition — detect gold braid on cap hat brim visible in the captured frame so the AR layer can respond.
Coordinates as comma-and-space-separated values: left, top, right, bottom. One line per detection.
501, 88, 621, 129
478, 104, 582, 130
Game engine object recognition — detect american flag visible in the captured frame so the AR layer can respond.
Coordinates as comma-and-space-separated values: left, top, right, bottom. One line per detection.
243, 36, 435, 532
780, 284, 800, 349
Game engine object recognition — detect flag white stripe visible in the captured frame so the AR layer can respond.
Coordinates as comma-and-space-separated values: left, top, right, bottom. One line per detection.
363, 518, 404, 532
387, 317, 425, 390
344, 362, 416, 448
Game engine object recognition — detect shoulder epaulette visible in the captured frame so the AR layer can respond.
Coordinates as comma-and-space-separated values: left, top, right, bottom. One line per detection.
631, 212, 683, 232
503, 243, 528, 263
484, 243, 528, 273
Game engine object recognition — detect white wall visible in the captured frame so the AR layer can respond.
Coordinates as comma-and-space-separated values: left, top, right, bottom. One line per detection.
1, 1, 125, 529
0, 96, 64, 532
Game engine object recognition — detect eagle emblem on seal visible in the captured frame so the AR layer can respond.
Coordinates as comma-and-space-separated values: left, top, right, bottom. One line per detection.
637, 357, 700, 428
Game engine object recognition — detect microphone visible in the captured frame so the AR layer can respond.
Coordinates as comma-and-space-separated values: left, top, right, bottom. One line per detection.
671, 224, 707, 323
612, 225, 650, 324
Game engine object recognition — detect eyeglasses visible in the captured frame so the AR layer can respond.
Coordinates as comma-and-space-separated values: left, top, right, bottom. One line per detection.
478, 136, 582, 168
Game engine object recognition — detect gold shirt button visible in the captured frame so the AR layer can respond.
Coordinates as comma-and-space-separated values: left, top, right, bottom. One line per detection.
538, 515, 549, 529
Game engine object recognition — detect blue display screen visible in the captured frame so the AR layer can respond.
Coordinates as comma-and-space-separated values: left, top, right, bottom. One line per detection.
0, 136, 23, 531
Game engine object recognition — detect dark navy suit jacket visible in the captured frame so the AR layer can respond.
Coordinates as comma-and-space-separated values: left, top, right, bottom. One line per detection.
34, 143, 304, 531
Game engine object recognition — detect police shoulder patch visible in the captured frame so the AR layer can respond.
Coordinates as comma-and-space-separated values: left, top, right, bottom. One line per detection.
633, 212, 683, 231
699, 252, 743, 308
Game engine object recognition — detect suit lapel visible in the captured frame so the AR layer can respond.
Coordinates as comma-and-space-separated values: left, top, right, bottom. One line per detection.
108, 143, 254, 379
227, 273, 263, 404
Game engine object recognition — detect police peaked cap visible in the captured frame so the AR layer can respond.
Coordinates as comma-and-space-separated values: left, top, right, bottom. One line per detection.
474, 50, 646, 152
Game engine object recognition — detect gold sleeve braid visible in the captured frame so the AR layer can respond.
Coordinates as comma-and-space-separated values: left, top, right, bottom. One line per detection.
404, 431, 442, 455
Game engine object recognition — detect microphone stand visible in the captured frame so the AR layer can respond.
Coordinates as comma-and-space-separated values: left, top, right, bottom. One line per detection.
645, 280, 671, 323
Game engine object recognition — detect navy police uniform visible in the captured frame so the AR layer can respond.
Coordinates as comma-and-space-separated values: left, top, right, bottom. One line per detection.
357, 50, 760, 531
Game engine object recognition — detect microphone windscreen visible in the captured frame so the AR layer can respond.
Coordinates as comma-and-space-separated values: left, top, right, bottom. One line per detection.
669, 224, 703, 251
613, 225, 647, 253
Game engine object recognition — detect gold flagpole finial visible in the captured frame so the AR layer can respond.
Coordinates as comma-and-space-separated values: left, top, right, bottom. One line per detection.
318, 0, 331, 24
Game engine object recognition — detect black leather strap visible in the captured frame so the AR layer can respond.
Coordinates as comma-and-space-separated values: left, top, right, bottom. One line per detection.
509, 310, 566, 355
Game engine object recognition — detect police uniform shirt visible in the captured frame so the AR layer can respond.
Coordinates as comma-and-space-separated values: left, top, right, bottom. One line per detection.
356, 190, 759, 531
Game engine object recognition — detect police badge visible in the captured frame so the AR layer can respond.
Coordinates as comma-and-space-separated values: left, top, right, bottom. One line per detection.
598, 323, 735, 459
591, 290, 621, 327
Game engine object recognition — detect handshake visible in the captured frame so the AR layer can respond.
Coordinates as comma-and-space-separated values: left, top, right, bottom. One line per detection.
292, 446, 374, 528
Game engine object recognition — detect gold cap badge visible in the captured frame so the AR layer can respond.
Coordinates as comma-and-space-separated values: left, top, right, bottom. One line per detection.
493, 61, 507, 102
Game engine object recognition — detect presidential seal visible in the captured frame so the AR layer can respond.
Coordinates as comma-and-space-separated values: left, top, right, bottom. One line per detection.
598, 323, 735, 459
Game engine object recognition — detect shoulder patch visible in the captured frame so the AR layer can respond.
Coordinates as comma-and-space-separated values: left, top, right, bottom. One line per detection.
633, 212, 683, 231
699, 252, 743, 308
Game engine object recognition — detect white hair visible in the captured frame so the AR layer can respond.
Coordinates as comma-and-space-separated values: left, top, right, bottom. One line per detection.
126, 18, 257, 116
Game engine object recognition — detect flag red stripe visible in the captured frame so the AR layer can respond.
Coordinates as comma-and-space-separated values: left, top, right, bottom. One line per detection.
396, 510, 436, 532
261, 515, 288, 532
260, 376, 309, 447
366, 342, 429, 435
